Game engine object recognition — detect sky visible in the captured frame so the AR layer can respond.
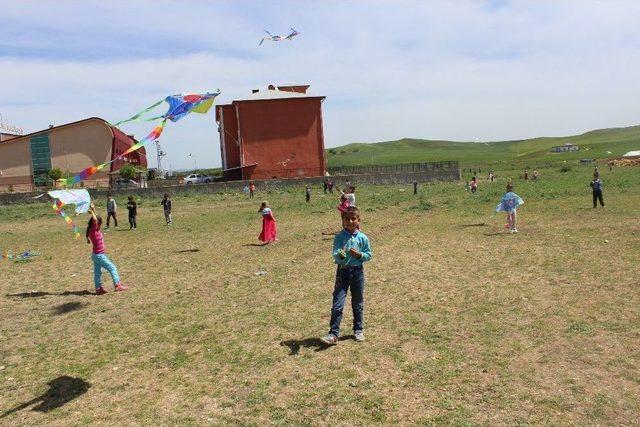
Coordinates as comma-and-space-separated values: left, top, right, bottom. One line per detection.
1, 0, 640, 170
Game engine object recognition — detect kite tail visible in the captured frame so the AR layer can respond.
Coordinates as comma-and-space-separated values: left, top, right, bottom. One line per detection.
110, 99, 165, 127
52, 201, 80, 238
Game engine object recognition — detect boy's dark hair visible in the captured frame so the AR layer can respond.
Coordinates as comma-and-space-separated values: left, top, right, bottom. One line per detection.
163, 193, 169, 198
107, 193, 112, 197
128, 196, 133, 200
506, 182, 514, 191
341, 206, 360, 219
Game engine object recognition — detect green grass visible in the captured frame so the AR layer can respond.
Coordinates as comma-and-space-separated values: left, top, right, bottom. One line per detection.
327, 125, 640, 170
1, 164, 639, 424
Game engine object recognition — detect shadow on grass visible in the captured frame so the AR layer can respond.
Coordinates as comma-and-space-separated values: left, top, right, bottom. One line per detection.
280, 335, 355, 355
177, 248, 200, 253
6, 290, 93, 299
0, 375, 91, 418
52, 302, 87, 315
242, 243, 270, 247
460, 222, 487, 227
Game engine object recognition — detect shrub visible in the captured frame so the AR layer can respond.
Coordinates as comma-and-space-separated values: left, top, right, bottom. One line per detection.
48, 168, 63, 181
119, 164, 137, 180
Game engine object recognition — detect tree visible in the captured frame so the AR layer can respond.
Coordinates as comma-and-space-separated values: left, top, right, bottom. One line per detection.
48, 168, 63, 181
147, 168, 157, 181
119, 164, 137, 181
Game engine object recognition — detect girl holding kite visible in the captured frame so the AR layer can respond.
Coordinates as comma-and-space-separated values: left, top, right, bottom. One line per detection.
496, 183, 524, 234
86, 203, 128, 295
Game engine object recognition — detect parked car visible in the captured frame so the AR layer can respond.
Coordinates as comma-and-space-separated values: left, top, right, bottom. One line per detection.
183, 173, 213, 185
113, 178, 139, 189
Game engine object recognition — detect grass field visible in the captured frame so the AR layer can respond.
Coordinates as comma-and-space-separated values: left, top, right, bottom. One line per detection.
1, 164, 639, 424
327, 125, 640, 170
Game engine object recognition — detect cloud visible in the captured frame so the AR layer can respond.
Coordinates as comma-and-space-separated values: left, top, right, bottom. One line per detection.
1, 0, 640, 168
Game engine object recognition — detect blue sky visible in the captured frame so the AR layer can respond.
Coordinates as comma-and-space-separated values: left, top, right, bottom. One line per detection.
1, 0, 640, 169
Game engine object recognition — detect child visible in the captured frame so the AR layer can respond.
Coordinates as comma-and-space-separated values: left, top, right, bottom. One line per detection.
496, 183, 524, 233
258, 201, 278, 244
590, 173, 605, 208
339, 186, 356, 207
86, 203, 127, 295
106, 193, 117, 229
305, 185, 312, 203
337, 194, 349, 213
470, 176, 478, 194
126, 196, 137, 230
413, 179, 418, 195
249, 182, 256, 199
320, 206, 372, 345
160, 194, 172, 225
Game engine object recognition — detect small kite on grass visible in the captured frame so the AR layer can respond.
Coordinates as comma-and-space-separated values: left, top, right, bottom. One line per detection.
259, 28, 300, 45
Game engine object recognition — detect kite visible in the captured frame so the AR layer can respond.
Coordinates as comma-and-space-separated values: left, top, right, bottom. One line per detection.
63, 91, 220, 185
48, 189, 92, 238
495, 192, 524, 213
259, 28, 300, 45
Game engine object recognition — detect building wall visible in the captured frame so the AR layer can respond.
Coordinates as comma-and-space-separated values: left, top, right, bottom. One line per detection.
236, 98, 325, 180
0, 118, 145, 192
217, 104, 241, 170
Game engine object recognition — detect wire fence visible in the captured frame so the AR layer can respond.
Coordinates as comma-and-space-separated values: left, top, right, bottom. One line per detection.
327, 161, 459, 175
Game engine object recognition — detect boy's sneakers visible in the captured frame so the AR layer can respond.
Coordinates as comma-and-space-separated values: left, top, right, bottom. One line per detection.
114, 283, 129, 292
95, 287, 107, 295
320, 334, 338, 345
354, 331, 366, 342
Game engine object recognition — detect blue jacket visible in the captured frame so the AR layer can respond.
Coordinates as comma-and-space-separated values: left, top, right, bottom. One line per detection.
332, 229, 372, 266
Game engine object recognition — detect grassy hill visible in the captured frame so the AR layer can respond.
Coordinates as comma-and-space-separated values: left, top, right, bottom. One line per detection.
326, 125, 640, 170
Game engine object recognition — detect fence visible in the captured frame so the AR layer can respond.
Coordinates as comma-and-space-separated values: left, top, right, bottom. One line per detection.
328, 161, 459, 175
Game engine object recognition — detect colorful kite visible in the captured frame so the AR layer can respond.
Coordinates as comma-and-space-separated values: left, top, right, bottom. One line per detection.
48, 189, 91, 238
495, 192, 524, 213
63, 91, 220, 185
259, 28, 300, 45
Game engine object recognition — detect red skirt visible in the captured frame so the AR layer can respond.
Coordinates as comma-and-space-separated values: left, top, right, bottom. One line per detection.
259, 214, 277, 242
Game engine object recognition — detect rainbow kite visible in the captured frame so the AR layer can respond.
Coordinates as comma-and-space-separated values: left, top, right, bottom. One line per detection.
48, 189, 91, 238
63, 91, 220, 185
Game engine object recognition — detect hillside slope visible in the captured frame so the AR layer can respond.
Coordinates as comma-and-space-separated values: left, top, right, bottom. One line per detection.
326, 125, 640, 168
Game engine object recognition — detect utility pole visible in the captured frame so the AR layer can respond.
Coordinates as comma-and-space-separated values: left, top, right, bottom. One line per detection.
156, 141, 166, 175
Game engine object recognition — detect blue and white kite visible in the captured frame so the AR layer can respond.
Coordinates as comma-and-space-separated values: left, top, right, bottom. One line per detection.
259, 28, 300, 46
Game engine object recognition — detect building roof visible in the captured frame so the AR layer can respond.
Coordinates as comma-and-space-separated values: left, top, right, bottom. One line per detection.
233, 89, 324, 102
0, 117, 132, 146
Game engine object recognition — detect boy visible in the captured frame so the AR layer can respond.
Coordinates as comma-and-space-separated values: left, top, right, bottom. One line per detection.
590, 173, 605, 208
413, 179, 418, 195
126, 196, 137, 230
305, 185, 311, 203
320, 206, 372, 345
106, 193, 117, 229
160, 194, 172, 225
249, 182, 255, 199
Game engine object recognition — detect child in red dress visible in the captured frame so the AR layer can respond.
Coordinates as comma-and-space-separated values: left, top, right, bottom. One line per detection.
258, 201, 278, 244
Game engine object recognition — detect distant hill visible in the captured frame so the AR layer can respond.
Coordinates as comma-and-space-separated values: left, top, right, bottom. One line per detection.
326, 125, 640, 168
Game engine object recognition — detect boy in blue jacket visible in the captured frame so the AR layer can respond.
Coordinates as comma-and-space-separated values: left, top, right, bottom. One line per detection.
321, 206, 372, 345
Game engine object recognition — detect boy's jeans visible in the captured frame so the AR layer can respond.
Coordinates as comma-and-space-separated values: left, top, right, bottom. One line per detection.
92, 253, 120, 289
164, 210, 172, 224
329, 266, 365, 337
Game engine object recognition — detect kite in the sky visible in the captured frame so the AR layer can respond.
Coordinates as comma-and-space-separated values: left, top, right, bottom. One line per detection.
63, 92, 220, 186
259, 28, 300, 45
48, 189, 92, 237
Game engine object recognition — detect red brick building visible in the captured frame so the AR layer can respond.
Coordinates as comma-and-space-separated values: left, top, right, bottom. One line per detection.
216, 85, 326, 181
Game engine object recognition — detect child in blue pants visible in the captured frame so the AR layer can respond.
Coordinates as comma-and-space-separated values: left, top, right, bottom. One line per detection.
321, 206, 372, 345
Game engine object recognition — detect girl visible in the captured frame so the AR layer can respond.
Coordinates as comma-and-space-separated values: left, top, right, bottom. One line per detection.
337, 194, 349, 213
258, 201, 278, 244
470, 176, 478, 194
496, 183, 524, 234
86, 203, 128, 294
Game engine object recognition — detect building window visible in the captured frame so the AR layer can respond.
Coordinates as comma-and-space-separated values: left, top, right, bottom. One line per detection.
30, 133, 52, 186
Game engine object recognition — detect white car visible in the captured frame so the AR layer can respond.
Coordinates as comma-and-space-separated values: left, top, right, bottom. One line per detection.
183, 173, 213, 185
